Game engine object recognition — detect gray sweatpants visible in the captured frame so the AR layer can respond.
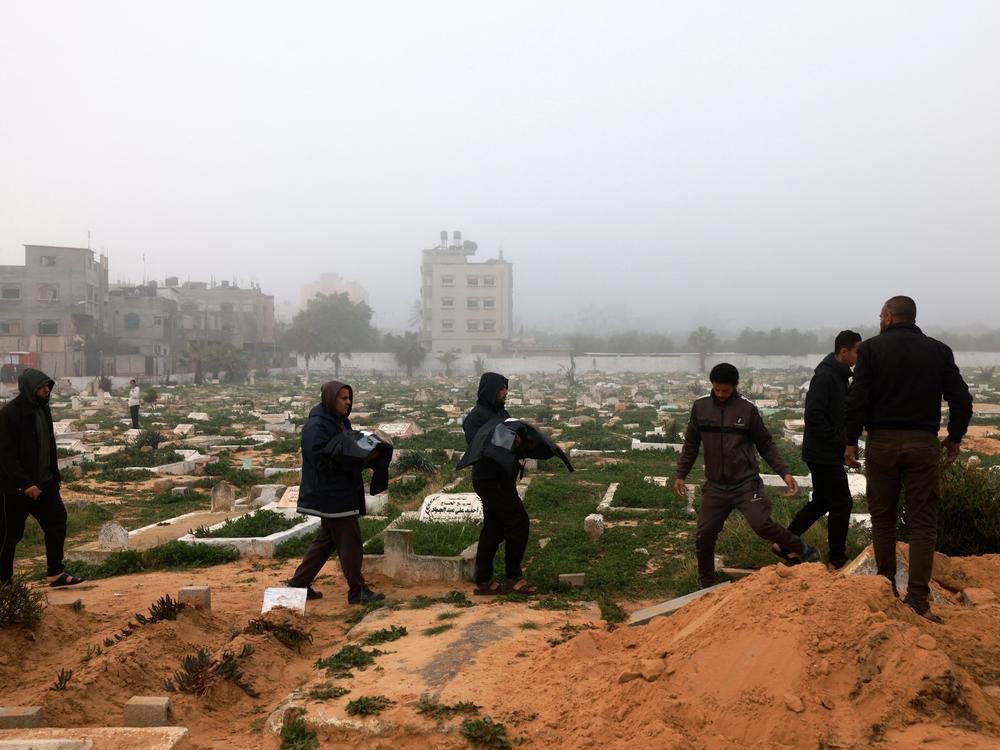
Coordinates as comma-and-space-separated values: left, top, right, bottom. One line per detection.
695, 480, 805, 588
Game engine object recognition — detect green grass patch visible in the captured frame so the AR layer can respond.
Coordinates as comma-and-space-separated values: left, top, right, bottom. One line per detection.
416, 697, 480, 724
61, 541, 239, 581
315, 645, 384, 678
460, 716, 513, 749
307, 683, 349, 701
279, 708, 318, 750
0, 577, 45, 629
421, 624, 454, 636
408, 590, 474, 609
361, 625, 407, 645
395, 519, 480, 556
345, 695, 394, 716
193, 509, 305, 538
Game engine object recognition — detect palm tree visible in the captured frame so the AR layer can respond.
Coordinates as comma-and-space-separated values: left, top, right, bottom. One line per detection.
437, 351, 459, 377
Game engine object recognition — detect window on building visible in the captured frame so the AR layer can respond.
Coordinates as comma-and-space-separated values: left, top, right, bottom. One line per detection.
124, 313, 140, 329
467, 320, 480, 331
441, 274, 454, 286
466, 298, 479, 309
153, 317, 163, 326
483, 297, 495, 309
1, 286, 20, 300
483, 275, 496, 288
441, 319, 454, 331
441, 297, 454, 308
483, 319, 496, 332
39, 255, 56, 267
0, 320, 21, 334
38, 321, 59, 335
36, 284, 59, 302
220, 302, 234, 313
467, 275, 479, 287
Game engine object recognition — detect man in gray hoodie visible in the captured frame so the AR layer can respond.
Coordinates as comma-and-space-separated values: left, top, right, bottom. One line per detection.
0, 368, 83, 586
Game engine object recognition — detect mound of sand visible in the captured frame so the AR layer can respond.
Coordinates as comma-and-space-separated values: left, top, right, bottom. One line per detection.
521, 551, 1000, 749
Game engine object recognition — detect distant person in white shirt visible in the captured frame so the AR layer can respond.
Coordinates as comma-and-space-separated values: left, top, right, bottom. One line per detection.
128, 379, 140, 429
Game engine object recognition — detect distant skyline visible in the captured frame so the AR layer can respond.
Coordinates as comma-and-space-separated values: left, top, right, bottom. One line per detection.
2, 2, 998, 333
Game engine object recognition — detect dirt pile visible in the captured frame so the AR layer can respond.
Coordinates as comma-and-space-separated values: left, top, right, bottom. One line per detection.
523, 551, 1000, 749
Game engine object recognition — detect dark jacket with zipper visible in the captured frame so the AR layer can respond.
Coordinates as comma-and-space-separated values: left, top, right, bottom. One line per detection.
0, 368, 60, 495
297, 381, 366, 519
802, 353, 853, 465
675, 391, 790, 490
845, 323, 972, 445
462, 372, 510, 483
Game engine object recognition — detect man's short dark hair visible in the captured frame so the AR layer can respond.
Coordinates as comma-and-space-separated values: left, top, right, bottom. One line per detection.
884, 295, 917, 322
834, 330, 862, 353
709, 362, 739, 385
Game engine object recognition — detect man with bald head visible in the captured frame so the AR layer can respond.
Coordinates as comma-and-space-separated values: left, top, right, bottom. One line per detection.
845, 295, 972, 623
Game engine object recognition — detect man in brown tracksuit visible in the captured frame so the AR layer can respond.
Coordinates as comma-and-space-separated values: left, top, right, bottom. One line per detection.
845, 295, 972, 623
675, 363, 819, 589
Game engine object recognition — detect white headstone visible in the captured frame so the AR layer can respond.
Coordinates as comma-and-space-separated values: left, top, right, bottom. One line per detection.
96, 390, 107, 407
417, 493, 483, 523
187, 412, 209, 422
71, 396, 82, 411
365, 493, 389, 516
584, 513, 605, 541
98, 521, 129, 550
211, 481, 235, 512
173, 424, 195, 437
262, 587, 308, 614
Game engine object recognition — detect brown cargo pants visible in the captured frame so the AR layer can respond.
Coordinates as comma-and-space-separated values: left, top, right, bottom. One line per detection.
696, 479, 806, 588
865, 430, 941, 605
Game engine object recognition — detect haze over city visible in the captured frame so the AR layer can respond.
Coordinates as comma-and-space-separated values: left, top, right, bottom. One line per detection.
2, 1, 998, 334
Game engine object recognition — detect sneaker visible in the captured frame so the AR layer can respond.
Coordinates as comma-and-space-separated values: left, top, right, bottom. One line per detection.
800, 544, 821, 564
306, 586, 323, 601
348, 588, 386, 605
903, 594, 944, 624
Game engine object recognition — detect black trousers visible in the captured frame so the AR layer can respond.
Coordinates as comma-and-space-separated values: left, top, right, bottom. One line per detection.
1, 484, 68, 582
696, 481, 805, 589
288, 516, 366, 598
130, 405, 140, 429
473, 479, 530, 584
788, 462, 853, 568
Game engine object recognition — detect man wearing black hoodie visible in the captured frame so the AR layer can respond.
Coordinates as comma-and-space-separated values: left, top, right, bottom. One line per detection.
463, 372, 535, 595
783, 330, 862, 570
0, 369, 83, 587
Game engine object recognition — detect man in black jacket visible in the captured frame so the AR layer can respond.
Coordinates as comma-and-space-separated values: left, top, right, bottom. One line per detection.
784, 330, 862, 570
675, 363, 819, 589
845, 296, 972, 623
463, 372, 535, 595
0, 369, 83, 587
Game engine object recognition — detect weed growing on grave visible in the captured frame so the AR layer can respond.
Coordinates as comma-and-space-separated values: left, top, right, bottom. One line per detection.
279, 708, 319, 750
416, 697, 480, 724
134, 428, 163, 449
193, 508, 305, 538
519, 621, 540, 630
0, 577, 45, 629
421, 624, 454, 636
54, 541, 239, 582
396, 519, 481, 556
392, 450, 437, 475
50, 669, 73, 690
307, 683, 349, 701
547, 622, 596, 647
460, 716, 513, 749
164, 647, 258, 697
244, 617, 313, 651
314, 645, 384, 678
529, 596, 578, 612
362, 625, 408, 645
105, 594, 187, 647
436, 611, 461, 621
82, 645, 102, 662
408, 590, 473, 609
345, 695, 395, 716
342, 598, 400, 626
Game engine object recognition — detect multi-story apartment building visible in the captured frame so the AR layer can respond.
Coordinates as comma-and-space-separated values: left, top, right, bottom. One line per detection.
420, 231, 513, 354
158, 278, 276, 366
106, 283, 178, 377
0, 245, 107, 377
301, 272, 369, 306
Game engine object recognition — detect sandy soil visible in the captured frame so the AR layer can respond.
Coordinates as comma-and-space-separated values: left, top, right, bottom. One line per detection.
2, 550, 999, 749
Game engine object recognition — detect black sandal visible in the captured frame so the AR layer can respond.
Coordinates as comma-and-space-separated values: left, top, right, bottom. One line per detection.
771, 544, 801, 565
504, 578, 538, 596
473, 581, 502, 596
48, 572, 84, 587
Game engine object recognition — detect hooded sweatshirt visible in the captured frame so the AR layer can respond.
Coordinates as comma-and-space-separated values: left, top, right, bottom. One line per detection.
297, 380, 367, 518
801, 353, 853, 465
462, 372, 510, 483
0, 368, 58, 492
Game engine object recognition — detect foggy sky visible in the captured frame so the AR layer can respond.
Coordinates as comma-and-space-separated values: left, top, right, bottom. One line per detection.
2, 2, 998, 334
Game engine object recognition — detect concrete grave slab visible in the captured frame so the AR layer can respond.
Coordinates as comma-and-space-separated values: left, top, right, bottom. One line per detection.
0, 727, 188, 750
843, 544, 951, 605
0, 707, 43, 729
178, 586, 211, 610
98, 522, 129, 551
123, 697, 173, 727
628, 582, 732, 626
262, 587, 307, 615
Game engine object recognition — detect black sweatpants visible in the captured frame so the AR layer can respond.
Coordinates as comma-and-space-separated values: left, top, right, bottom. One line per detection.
288, 515, 366, 598
788, 462, 853, 568
473, 478, 529, 584
130, 405, 140, 429
1, 484, 68, 582
696, 480, 805, 589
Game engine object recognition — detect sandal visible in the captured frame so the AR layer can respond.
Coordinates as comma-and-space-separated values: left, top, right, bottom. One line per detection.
473, 581, 502, 596
771, 543, 801, 566
48, 572, 84, 587
504, 578, 538, 596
